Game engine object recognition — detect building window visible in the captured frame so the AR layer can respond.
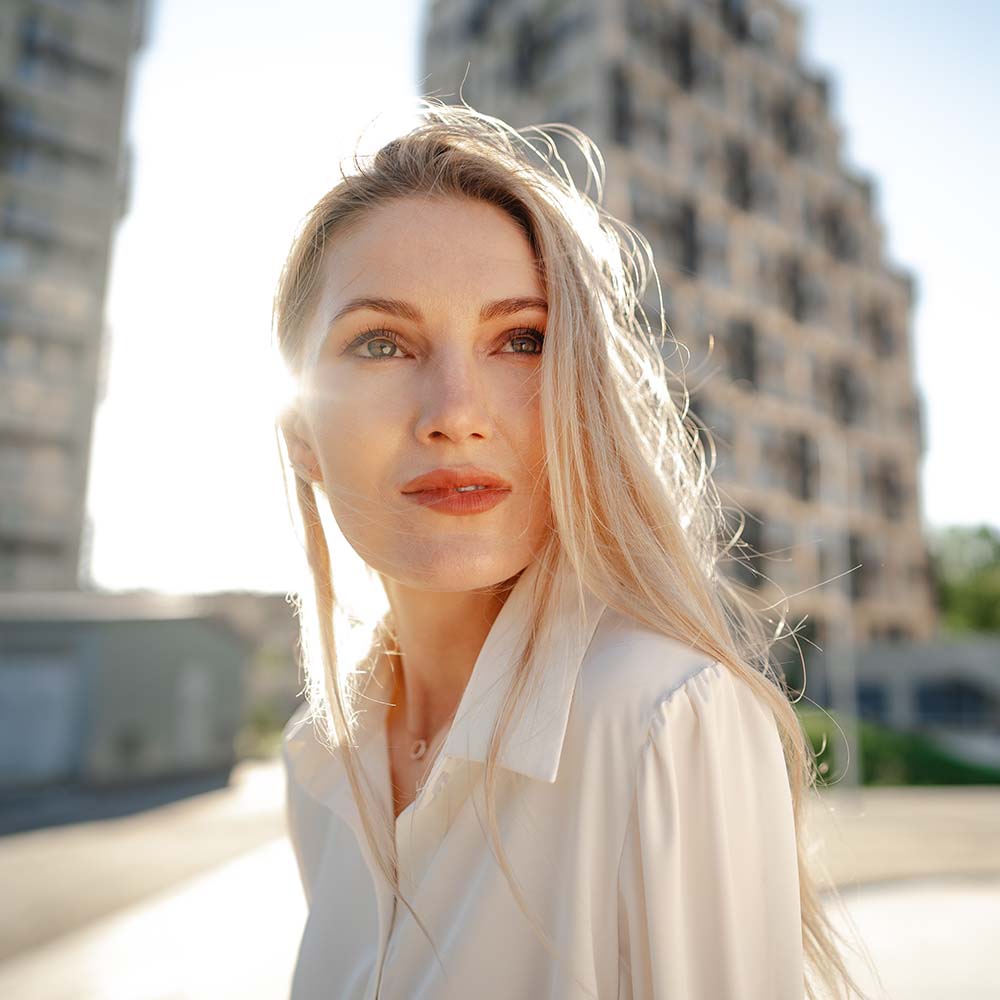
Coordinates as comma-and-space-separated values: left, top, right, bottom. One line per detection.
818, 202, 858, 262
761, 427, 819, 501
699, 217, 728, 285
865, 303, 897, 358
885, 625, 910, 643
720, 507, 764, 591
779, 255, 807, 320
857, 682, 888, 722
720, 0, 750, 41
868, 456, 906, 521
828, 361, 866, 426
690, 397, 734, 477
674, 201, 698, 276
787, 431, 819, 501
465, 0, 503, 40
726, 319, 757, 389
665, 16, 696, 91
724, 140, 753, 210
771, 93, 809, 157
512, 17, 539, 91
629, 182, 700, 278
777, 613, 827, 697
777, 254, 824, 323
609, 63, 631, 146
762, 516, 795, 583
916, 680, 989, 728
847, 532, 880, 601
509, 7, 591, 93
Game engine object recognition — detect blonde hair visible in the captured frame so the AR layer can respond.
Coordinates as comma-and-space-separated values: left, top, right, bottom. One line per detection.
272, 99, 865, 999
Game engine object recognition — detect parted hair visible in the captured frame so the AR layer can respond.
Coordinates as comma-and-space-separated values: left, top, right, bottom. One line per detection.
271, 99, 865, 1000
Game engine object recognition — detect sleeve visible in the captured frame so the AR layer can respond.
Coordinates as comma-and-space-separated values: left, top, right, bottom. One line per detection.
616, 661, 805, 999
281, 719, 333, 909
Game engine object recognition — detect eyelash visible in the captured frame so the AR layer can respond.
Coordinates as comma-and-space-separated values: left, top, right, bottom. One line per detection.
344, 326, 546, 360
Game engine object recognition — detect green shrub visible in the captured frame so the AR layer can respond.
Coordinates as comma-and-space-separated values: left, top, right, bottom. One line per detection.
796, 708, 1000, 786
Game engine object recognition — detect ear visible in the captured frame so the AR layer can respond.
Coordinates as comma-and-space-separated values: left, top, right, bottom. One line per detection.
279, 404, 324, 484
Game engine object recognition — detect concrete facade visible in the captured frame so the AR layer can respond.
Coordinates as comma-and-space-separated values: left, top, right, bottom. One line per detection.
0, 0, 148, 590
420, 0, 938, 657
0, 590, 250, 792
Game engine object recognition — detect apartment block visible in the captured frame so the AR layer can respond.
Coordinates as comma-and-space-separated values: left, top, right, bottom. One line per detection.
0, 0, 147, 590
421, 0, 937, 657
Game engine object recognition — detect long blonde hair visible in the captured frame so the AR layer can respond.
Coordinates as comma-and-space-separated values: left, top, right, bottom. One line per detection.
272, 99, 864, 999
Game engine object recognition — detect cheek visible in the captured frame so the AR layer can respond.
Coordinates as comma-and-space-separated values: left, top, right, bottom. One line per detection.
516, 376, 545, 454
307, 379, 401, 481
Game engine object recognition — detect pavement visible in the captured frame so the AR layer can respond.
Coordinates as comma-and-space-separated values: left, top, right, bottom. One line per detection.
2, 760, 999, 999
0, 760, 288, 963
827, 875, 1000, 1000
805, 784, 1000, 889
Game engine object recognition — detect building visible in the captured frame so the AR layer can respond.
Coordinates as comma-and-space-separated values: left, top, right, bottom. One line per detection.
0, 0, 149, 591
0, 586, 303, 795
421, 0, 938, 665
0, 589, 252, 794
809, 638, 1000, 770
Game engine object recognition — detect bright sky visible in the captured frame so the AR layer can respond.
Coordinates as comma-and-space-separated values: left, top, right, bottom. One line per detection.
86, 0, 999, 594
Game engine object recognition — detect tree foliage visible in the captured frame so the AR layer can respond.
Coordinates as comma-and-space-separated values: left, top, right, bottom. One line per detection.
928, 523, 1000, 634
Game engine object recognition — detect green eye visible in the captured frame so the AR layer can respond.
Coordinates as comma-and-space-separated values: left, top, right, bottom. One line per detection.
345, 329, 406, 359
503, 329, 545, 354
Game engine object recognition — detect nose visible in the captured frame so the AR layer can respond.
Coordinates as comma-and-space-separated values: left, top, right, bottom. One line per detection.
413, 345, 494, 445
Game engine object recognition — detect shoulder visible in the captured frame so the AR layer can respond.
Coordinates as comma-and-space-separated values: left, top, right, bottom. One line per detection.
572, 605, 718, 732
569, 605, 774, 762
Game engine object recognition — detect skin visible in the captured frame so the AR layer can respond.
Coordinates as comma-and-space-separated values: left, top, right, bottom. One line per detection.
282, 194, 552, 814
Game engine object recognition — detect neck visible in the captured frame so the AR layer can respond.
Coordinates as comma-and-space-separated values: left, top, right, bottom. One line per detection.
379, 571, 520, 734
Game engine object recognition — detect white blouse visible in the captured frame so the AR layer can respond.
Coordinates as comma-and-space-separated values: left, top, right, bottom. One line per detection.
281, 557, 805, 999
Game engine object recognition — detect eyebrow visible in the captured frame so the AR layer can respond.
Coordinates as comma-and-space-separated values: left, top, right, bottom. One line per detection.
328, 295, 548, 327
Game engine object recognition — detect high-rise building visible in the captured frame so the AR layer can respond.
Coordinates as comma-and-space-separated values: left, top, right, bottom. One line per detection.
421, 0, 937, 658
0, 0, 148, 590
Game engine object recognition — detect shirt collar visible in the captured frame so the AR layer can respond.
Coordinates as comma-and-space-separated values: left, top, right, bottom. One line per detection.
282, 552, 608, 812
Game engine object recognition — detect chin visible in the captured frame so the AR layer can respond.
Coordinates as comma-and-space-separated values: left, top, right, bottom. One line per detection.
374, 537, 538, 593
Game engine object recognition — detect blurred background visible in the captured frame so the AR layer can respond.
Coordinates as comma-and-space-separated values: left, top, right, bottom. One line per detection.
0, 0, 997, 997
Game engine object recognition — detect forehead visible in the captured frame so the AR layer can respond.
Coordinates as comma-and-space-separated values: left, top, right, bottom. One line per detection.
316, 195, 543, 313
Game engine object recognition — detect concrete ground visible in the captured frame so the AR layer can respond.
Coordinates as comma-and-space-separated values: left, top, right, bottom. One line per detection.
827, 875, 1000, 1000
2, 760, 998, 998
807, 784, 1000, 889
0, 759, 287, 963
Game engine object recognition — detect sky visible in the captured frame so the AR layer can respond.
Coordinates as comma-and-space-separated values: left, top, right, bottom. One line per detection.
85, 0, 999, 594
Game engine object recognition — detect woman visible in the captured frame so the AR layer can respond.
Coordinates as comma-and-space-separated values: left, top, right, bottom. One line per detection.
273, 102, 861, 999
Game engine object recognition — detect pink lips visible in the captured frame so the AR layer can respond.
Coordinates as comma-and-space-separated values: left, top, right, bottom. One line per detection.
400, 465, 512, 516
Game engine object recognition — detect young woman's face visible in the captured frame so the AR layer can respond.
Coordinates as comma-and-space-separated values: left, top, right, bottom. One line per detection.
293, 194, 552, 591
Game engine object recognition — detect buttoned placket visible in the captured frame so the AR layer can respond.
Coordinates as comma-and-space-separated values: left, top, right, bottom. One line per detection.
372, 755, 463, 1000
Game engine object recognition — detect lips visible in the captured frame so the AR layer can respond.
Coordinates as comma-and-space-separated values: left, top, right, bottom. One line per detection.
400, 466, 512, 495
